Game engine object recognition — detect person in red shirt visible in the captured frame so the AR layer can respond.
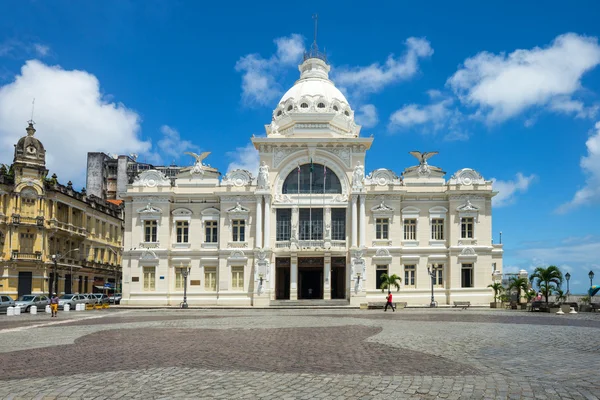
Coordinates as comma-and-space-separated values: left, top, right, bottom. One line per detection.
385, 291, 395, 312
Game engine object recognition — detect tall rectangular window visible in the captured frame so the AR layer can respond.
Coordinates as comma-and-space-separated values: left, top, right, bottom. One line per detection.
461, 217, 474, 239
175, 268, 185, 290
232, 220, 245, 242
431, 263, 444, 286
299, 208, 323, 240
331, 208, 346, 241
404, 265, 416, 287
176, 221, 189, 243
461, 264, 473, 288
276, 209, 291, 241
404, 218, 417, 240
376, 265, 388, 290
204, 267, 217, 291
431, 218, 444, 240
231, 266, 244, 290
143, 267, 155, 291
376, 218, 389, 239
144, 220, 157, 242
19, 233, 35, 253
205, 221, 218, 243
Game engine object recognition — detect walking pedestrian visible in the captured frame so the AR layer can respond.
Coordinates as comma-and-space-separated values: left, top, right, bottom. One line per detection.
384, 291, 395, 312
50, 293, 59, 317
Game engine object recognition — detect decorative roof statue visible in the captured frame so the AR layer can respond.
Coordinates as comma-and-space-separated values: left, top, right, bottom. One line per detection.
257, 161, 270, 190
409, 151, 438, 176
185, 151, 211, 175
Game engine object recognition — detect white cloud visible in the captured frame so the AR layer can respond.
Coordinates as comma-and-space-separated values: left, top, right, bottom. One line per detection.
0, 60, 151, 187
558, 121, 600, 212
33, 44, 50, 57
227, 142, 259, 176
156, 125, 199, 162
354, 104, 378, 128
491, 172, 536, 207
235, 34, 305, 106
516, 240, 600, 265
389, 99, 452, 129
447, 33, 600, 122
549, 97, 599, 119
335, 37, 433, 96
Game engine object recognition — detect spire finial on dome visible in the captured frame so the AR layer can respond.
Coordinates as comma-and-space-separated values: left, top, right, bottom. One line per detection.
27, 98, 36, 136
304, 14, 327, 63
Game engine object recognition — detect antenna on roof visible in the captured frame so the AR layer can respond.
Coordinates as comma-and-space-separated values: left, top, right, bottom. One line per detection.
28, 98, 36, 125
312, 13, 318, 49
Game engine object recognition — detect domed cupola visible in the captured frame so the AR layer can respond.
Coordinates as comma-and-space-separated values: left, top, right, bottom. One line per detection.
268, 43, 360, 138
14, 122, 46, 166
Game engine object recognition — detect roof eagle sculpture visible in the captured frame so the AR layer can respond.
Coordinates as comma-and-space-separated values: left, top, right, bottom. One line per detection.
185, 151, 211, 175
409, 151, 438, 166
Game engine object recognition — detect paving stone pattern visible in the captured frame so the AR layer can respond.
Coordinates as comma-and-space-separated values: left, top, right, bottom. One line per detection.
0, 308, 599, 399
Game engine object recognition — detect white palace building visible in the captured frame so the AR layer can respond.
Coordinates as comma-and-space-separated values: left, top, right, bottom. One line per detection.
121, 48, 503, 307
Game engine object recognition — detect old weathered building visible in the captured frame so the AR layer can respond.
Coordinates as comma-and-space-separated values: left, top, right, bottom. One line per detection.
121, 49, 503, 307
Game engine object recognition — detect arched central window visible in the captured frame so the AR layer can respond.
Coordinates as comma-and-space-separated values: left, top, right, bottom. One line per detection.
282, 163, 342, 194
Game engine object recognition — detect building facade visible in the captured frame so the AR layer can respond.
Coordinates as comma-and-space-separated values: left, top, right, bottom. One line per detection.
0, 124, 123, 299
121, 51, 503, 307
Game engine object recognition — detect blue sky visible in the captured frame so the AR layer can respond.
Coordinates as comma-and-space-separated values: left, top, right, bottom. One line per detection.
1, 0, 599, 294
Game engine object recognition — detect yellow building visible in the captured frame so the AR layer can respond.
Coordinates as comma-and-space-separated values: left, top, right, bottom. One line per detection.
0, 123, 123, 300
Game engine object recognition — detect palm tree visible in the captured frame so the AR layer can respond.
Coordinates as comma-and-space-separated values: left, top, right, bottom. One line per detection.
487, 282, 504, 303
379, 273, 402, 293
530, 265, 563, 306
554, 288, 566, 305
508, 277, 529, 304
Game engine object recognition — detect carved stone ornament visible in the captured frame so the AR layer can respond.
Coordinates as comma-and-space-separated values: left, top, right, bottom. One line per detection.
352, 161, 365, 190
418, 163, 431, 177
448, 168, 485, 186
273, 148, 299, 168
222, 169, 252, 187
274, 194, 293, 203
457, 199, 479, 212
139, 249, 158, 261
136, 203, 162, 214
133, 170, 171, 188
371, 198, 394, 213
374, 248, 391, 258
229, 250, 246, 260
332, 194, 349, 203
460, 247, 476, 256
323, 147, 351, 168
228, 202, 249, 214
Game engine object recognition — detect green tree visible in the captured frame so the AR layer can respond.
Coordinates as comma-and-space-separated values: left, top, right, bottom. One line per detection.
524, 289, 536, 303
508, 277, 529, 304
554, 288, 566, 304
379, 273, 402, 293
530, 265, 563, 306
487, 282, 504, 303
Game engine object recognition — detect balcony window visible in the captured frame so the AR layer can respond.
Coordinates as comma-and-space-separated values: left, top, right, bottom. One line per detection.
176, 221, 189, 243
232, 220, 245, 242
431, 218, 444, 240
376, 218, 389, 240
299, 208, 323, 240
276, 209, 291, 241
461, 217, 474, 239
331, 208, 346, 241
205, 221, 218, 243
403, 219, 417, 241
282, 164, 342, 194
144, 220, 157, 243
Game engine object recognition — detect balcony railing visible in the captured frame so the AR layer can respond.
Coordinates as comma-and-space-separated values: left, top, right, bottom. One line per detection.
47, 219, 87, 236
298, 240, 324, 248
275, 241, 290, 249
139, 241, 160, 249
227, 242, 248, 249
372, 239, 392, 247
330, 240, 346, 248
11, 251, 42, 261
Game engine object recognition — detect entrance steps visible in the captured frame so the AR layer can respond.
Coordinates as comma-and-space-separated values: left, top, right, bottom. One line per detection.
269, 299, 352, 308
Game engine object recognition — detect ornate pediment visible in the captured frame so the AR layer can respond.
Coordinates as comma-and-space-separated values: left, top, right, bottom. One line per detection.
137, 203, 162, 214
373, 248, 392, 260
171, 208, 192, 217
448, 168, 485, 186
222, 169, 253, 187
227, 202, 249, 214
457, 199, 479, 212
365, 169, 402, 186
139, 249, 159, 262
133, 170, 171, 188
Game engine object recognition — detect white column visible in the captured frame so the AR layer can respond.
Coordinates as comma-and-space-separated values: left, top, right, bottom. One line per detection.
351, 195, 358, 248
290, 255, 298, 300
324, 255, 331, 300
255, 196, 262, 249
263, 195, 271, 248
359, 195, 366, 247
324, 206, 331, 240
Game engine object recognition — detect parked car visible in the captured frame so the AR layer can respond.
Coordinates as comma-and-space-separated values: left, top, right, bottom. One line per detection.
15, 295, 49, 312
82, 294, 97, 305
0, 295, 16, 313
92, 293, 110, 304
58, 294, 88, 310
108, 293, 122, 304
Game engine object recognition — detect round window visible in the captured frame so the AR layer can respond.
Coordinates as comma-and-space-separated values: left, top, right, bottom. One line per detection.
333, 105, 339, 111
287, 105, 293, 111
276, 110, 282, 116
344, 110, 350, 116
300, 103, 309, 109
317, 103, 325, 108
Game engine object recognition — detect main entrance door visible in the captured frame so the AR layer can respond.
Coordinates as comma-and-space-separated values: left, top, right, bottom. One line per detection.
298, 257, 323, 299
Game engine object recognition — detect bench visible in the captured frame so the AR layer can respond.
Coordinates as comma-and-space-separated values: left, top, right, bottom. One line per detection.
367, 302, 407, 310
529, 301, 551, 312
453, 301, 471, 310
590, 303, 600, 312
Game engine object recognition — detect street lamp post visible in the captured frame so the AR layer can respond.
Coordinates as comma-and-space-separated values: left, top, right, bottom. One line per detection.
51, 254, 58, 297
426, 267, 436, 308
565, 272, 571, 302
181, 267, 190, 309
590, 270, 595, 302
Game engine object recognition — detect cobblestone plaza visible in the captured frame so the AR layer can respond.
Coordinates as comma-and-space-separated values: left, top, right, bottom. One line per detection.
1, 308, 599, 399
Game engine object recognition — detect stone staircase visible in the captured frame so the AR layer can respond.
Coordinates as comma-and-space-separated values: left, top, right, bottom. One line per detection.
269, 299, 353, 308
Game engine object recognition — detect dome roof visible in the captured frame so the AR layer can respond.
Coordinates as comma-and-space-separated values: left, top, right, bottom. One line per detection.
272, 57, 353, 121
279, 76, 348, 106
13, 123, 46, 166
